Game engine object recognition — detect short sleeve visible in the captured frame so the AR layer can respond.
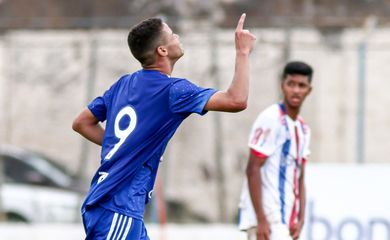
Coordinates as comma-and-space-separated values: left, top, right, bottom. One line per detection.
87, 86, 114, 122
302, 126, 311, 163
169, 79, 217, 116
248, 113, 280, 157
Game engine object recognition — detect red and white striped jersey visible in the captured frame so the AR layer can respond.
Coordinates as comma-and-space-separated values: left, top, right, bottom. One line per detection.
238, 103, 311, 230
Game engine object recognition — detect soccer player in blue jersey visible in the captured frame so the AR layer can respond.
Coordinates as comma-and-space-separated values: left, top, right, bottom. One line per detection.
72, 14, 256, 240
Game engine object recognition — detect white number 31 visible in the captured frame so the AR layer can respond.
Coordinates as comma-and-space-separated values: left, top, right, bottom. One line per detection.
104, 106, 137, 160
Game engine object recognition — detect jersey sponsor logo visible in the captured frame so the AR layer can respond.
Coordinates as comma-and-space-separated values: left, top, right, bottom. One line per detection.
105, 106, 137, 160
97, 171, 109, 184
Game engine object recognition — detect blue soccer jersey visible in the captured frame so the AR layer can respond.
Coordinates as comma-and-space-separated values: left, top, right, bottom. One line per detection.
82, 69, 216, 219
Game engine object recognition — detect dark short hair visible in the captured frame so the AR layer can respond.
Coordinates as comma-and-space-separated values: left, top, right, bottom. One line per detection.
127, 18, 164, 66
282, 61, 313, 83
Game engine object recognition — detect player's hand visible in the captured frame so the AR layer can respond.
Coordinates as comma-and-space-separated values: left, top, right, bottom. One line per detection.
235, 13, 256, 55
290, 221, 304, 240
256, 219, 271, 240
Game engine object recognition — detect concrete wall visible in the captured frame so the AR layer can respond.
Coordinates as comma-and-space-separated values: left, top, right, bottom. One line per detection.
0, 27, 389, 222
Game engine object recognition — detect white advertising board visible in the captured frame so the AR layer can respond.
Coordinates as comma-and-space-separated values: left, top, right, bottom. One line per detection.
302, 164, 390, 240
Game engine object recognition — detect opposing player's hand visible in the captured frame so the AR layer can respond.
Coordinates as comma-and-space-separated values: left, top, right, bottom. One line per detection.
235, 13, 256, 55
256, 220, 270, 240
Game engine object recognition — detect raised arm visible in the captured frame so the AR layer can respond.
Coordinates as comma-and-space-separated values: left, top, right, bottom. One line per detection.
204, 13, 256, 112
72, 108, 105, 146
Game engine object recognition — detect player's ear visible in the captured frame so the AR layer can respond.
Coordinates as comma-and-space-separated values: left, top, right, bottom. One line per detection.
280, 78, 286, 90
307, 85, 313, 95
156, 46, 168, 57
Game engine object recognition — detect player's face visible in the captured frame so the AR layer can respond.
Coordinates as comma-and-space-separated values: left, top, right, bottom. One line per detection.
282, 74, 312, 108
161, 23, 184, 60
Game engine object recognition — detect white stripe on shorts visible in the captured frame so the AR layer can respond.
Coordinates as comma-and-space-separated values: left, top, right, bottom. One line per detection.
106, 213, 133, 240
121, 217, 133, 240
106, 213, 119, 240
116, 216, 128, 240
112, 214, 124, 239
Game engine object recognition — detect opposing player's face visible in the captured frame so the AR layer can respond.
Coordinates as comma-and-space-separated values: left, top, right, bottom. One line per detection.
161, 23, 184, 60
282, 74, 311, 108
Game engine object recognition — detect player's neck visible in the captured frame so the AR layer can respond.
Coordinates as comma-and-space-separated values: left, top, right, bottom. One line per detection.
283, 101, 300, 120
143, 58, 175, 76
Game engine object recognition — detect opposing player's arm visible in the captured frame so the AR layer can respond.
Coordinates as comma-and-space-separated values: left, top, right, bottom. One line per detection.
246, 150, 270, 239
72, 108, 104, 146
204, 13, 256, 113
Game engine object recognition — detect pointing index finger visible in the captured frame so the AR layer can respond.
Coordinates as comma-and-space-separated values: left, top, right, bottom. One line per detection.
236, 13, 246, 31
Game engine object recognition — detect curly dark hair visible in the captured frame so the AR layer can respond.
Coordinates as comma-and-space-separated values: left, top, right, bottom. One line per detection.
128, 18, 164, 66
282, 61, 313, 83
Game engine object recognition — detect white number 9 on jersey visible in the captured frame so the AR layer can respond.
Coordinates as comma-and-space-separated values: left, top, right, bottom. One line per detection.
104, 106, 137, 160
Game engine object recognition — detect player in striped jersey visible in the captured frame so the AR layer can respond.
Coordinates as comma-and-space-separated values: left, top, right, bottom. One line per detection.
238, 61, 313, 240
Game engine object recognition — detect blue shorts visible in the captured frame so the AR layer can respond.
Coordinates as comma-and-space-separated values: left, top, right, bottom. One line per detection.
82, 206, 149, 240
